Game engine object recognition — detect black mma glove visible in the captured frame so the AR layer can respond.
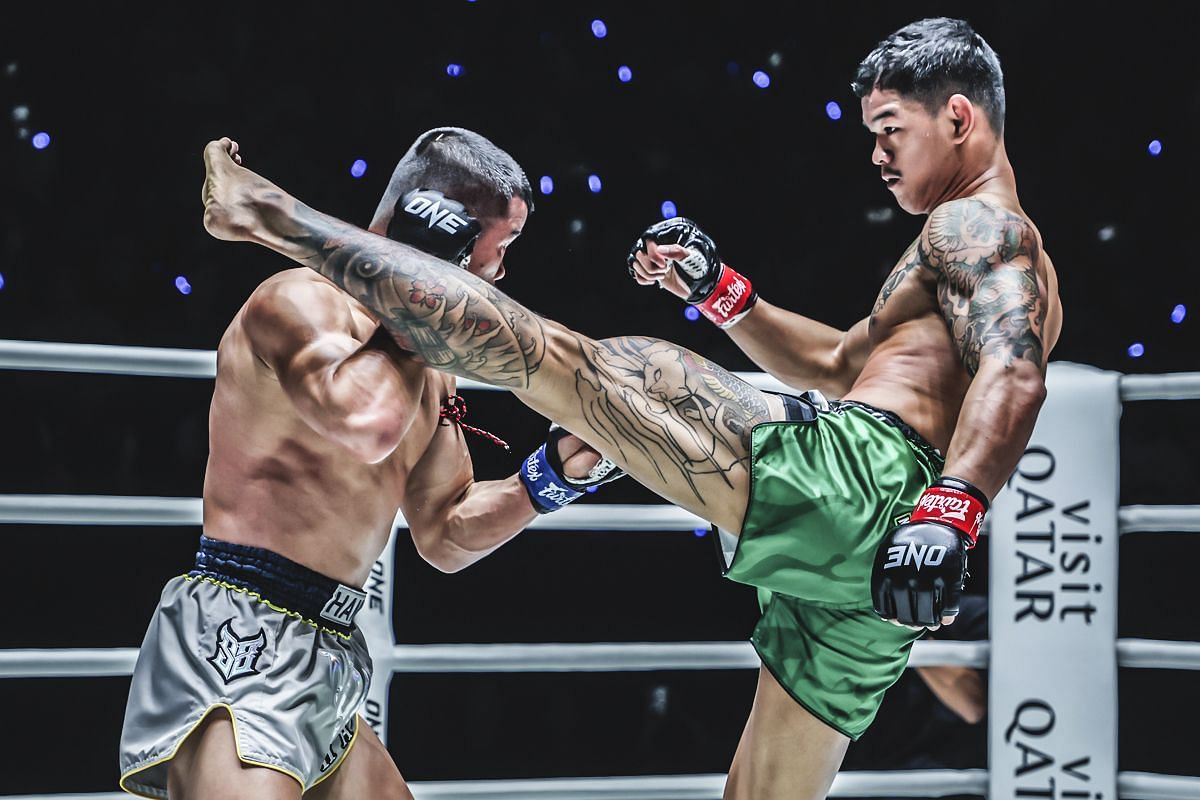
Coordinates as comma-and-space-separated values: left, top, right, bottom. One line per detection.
627, 217, 757, 328
519, 424, 626, 513
871, 476, 988, 627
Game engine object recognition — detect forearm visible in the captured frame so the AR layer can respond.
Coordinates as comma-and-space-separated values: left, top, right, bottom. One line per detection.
725, 301, 864, 396
915, 666, 986, 724
418, 475, 538, 573
943, 359, 1047, 499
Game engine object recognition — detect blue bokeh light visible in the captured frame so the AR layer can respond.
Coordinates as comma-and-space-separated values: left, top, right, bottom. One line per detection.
31, 131, 50, 150
586, 485, 599, 493
446, 63, 464, 78
1148, 139, 1162, 156
693, 528, 708, 538
0, 271, 5, 291
591, 19, 607, 38
1171, 304, 1187, 324
617, 65, 633, 83
1127, 342, 1145, 358
175, 276, 192, 296
752, 70, 770, 89
661, 200, 677, 219
684, 306, 701, 322
350, 159, 367, 178
825, 101, 842, 120
539, 175, 554, 195
587, 174, 602, 193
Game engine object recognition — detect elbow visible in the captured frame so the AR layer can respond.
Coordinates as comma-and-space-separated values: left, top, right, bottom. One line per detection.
1011, 364, 1048, 416
411, 526, 472, 574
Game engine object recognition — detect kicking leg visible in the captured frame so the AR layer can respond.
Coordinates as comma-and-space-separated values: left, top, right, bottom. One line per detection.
202, 138, 781, 531
724, 667, 849, 800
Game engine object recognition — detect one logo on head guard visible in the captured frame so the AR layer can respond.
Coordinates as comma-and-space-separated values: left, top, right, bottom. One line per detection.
403, 192, 472, 235
389, 188, 482, 268
207, 618, 268, 684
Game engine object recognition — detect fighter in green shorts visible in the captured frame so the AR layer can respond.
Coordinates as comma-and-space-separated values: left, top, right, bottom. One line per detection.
203, 19, 1057, 800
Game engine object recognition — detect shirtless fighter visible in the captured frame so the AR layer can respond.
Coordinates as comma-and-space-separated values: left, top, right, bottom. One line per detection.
200, 17, 1060, 799
119, 128, 619, 799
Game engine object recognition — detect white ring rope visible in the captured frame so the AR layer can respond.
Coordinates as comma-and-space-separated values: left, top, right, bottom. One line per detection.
8, 770, 1200, 800
4, 494, 1199, 535
1118, 505, 1200, 534
5, 339, 1200, 400
9, 636, 1200, 679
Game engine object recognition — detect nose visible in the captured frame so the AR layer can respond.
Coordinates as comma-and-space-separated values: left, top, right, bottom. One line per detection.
872, 139, 890, 167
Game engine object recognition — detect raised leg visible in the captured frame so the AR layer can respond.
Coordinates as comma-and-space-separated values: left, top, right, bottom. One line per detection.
202, 139, 781, 531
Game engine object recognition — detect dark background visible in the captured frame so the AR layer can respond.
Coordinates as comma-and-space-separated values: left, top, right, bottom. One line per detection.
1, 1, 1197, 795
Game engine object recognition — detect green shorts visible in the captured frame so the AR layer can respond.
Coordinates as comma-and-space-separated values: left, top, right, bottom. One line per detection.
726, 400, 945, 739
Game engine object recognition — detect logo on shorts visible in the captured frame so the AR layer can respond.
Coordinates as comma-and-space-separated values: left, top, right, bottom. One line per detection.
321, 584, 367, 627
207, 618, 267, 684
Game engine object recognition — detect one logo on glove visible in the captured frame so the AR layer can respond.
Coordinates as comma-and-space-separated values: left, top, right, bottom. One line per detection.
404, 194, 471, 235
207, 618, 267, 684
883, 543, 949, 571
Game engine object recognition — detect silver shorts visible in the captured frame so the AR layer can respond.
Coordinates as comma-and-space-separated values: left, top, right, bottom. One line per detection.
119, 538, 372, 798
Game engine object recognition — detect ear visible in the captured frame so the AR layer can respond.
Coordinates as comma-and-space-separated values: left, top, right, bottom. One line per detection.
946, 94, 976, 144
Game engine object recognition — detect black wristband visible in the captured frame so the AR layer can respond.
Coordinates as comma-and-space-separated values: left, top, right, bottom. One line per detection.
934, 475, 990, 512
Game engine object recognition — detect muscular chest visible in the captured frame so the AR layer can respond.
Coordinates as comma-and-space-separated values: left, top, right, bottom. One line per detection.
867, 239, 940, 344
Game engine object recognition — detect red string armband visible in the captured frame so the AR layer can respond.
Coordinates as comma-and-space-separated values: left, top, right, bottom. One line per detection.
439, 395, 510, 451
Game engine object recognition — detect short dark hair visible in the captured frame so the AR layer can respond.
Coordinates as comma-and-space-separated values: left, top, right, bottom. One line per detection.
374, 127, 534, 229
852, 18, 1005, 135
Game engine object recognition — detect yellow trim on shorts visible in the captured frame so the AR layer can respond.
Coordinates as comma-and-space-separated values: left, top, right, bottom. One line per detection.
118, 703, 305, 798
307, 714, 361, 791
183, 573, 353, 640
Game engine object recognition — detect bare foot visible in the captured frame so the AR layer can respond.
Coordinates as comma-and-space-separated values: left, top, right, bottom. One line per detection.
201, 137, 265, 242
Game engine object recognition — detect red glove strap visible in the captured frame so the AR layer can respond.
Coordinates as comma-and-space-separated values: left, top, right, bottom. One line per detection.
695, 264, 755, 328
910, 485, 986, 548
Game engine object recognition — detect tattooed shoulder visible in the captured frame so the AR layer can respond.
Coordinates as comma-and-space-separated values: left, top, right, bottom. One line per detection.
920, 198, 1046, 376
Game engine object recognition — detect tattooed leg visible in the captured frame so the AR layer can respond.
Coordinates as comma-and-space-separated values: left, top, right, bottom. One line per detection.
202, 138, 781, 531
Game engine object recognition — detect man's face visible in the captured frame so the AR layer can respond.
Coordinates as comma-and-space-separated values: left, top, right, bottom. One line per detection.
861, 88, 957, 215
465, 195, 528, 284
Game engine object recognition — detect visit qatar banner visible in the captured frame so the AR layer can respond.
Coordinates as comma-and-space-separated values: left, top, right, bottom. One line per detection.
989, 362, 1120, 800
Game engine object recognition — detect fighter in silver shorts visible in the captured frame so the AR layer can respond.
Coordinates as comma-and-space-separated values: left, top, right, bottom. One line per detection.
118, 128, 619, 799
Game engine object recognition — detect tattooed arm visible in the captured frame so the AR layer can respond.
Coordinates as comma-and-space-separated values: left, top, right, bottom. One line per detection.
924, 198, 1049, 499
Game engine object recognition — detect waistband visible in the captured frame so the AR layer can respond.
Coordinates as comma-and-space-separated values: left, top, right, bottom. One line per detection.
190, 536, 366, 636
830, 399, 945, 469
